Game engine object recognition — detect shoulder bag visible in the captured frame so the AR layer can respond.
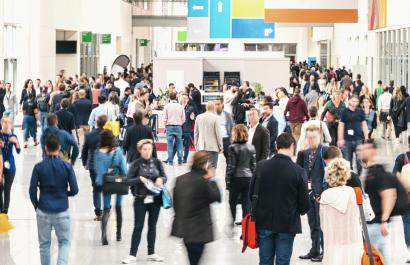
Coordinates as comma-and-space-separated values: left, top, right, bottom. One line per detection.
102, 150, 129, 195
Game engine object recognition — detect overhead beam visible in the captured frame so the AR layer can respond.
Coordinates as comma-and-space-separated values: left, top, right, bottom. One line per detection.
132, 15, 187, 27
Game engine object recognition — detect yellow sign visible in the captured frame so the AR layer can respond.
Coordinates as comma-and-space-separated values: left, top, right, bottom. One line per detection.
232, 0, 264, 18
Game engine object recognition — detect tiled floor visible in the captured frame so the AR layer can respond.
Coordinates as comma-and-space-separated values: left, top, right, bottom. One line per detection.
0, 129, 407, 265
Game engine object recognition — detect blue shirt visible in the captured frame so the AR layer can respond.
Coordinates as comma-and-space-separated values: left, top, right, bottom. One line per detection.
0, 132, 21, 173
88, 103, 115, 127
94, 148, 128, 186
29, 157, 79, 213
40, 126, 79, 162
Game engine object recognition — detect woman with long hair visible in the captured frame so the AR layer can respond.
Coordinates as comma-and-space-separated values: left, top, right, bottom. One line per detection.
321, 91, 346, 146
20, 79, 36, 108
391, 87, 407, 144
359, 85, 376, 107
326, 77, 339, 95
226, 124, 256, 225
94, 130, 127, 245
107, 92, 120, 120
362, 97, 377, 139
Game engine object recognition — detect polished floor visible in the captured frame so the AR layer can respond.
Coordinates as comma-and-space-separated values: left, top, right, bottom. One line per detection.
0, 129, 407, 265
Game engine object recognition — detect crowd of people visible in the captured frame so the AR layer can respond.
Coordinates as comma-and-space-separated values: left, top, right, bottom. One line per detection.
1, 60, 410, 265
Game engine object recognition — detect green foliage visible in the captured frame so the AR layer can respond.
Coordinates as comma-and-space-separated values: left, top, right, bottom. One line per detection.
252, 82, 263, 96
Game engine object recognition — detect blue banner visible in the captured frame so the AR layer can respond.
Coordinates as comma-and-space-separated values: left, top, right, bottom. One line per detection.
188, 0, 209, 17
210, 0, 231, 38
232, 19, 275, 39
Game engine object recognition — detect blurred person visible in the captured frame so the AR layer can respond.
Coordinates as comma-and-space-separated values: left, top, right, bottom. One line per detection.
188, 83, 202, 115
194, 101, 222, 168
388, 80, 395, 94
223, 84, 236, 115
72, 89, 92, 145
91, 83, 102, 108
180, 93, 196, 163
226, 124, 255, 225
123, 111, 157, 164
325, 77, 339, 95
391, 87, 407, 144
232, 89, 248, 124
362, 97, 377, 140
163, 92, 185, 165
114, 73, 130, 97
3, 82, 18, 127
81, 115, 107, 220
260, 103, 278, 155
284, 87, 309, 142
122, 139, 166, 264
242, 81, 256, 100
305, 85, 320, 109
94, 130, 127, 245
374, 80, 384, 111
352, 74, 364, 96
319, 158, 362, 265
297, 125, 327, 262
215, 98, 234, 161
88, 95, 115, 127
303, 74, 320, 96
120, 87, 132, 113
318, 72, 327, 92
135, 89, 152, 125
321, 91, 345, 146
359, 85, 376, 107
276, 87, 289, 112
36, 85, 50, 133
340, 73, 353, 91
34, 78, 42, 94
102, 80, 120, 98
29, 134, 78, 265
378, 86, 393, 140
0, 80, 5, 121
316, 95, 326, 117
41, 114, 79, 164
106, 92, 120, 120
49, 84, 68, 113
338, 95, 368, 175
248, 108, 270, 162
171, 151, 221, 265
297, 106, 331, 153
22, 93, 39, 148
20, 79, 36, 107
251, 133, 310, 265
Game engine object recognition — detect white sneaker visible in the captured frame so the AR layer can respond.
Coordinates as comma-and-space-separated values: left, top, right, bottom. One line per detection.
147, 254, 164, 262
121, 255, 137, 264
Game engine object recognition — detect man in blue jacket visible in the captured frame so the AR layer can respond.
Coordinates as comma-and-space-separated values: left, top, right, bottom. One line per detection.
29, 134, 79, 265
40, 114, 79, 165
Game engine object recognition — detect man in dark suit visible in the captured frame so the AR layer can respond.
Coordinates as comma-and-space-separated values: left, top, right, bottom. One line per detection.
296, 125, 327, 262
72, 89, 92, 145
188, 83, 202, 114
260, 102, 278, 155
249, 133, 310, 265
81, 115, 107, 220
56, 99, 76, 136
123, 110, 157, 164
248, 108, 270, 162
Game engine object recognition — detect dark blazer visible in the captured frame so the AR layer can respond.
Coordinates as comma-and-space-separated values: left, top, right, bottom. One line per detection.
252, 124, 270, 162
81, 127, 103, 169
296, 144, 327, 196
56, 109, 75, 133
171, 169, 221, 243
122, 123, 157, 163
226, 143, 256, 182
72, 98, 93, 126
260, 115, 278, 153
249, 154, 310, 233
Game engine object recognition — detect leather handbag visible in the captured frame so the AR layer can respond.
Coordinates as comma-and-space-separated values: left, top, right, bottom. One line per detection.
161, 186, 173, 209
102, 150, 128, 195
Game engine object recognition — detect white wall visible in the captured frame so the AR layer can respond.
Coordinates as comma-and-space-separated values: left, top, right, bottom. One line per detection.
387, 0, 410, 27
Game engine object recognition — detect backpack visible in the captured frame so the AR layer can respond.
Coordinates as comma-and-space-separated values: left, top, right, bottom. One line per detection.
37, 94, 49, 112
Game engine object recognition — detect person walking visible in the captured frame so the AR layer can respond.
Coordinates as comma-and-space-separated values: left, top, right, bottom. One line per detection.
72, 90, 92, 145
362, 97, 377, 140
171, 151, 221, 265
321, 91, 346, 146
56, 99, 76, 136
226, 124, 255, 225
22, 93, 39, 148
378, 86, 393, 140
390, 87, 406, 144
338, 95, 368, 175
20, 79, 36, 108
88, 95, 115, 128
81, 115, 107, 220
319, 158, 362, 265
36, 86, 50, 134
215, 98, 234, 162
29, 134, 79, 265
284, 88, 309, 142
181, 93, 196, 163
135, 89, 152, 125
163, 92, 185, 165
248, 108, 270, 162
250, 133, 310, 265
121, 139, 166, 264
194, 101, 223, 169
260, 103, 279, 155
94, 130, 127, 245
0, 117, 20, 214
3, 82, 18, 128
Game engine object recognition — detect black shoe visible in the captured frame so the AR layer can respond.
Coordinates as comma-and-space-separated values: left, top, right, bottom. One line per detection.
311, 255, 323, 262
234, 221, 242, 226
299, 253, 315, 260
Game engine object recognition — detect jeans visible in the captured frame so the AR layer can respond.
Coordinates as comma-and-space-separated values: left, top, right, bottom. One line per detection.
307, 197, 323, 256
166, 125, 183, 164
368, 223, 392, 265
343, 139, 363, 175
258, 229, 295, 265
89, 169, 102, 216
184, 242, 205, 265
129, 199, 161, 256
23, 115, 37, 142
39, 111, 48, 134
36, 209, 71, 265
172, 132, 192, 162
0, 171, 15, 213
229, 178, 250, 222
222, 137, 230, 162
102, 193, 122, 210
403, 213, 410, 247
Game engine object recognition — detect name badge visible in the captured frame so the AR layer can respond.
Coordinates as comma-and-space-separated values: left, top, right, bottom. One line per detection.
308, 181, 311, 191
347, 129, 354, 136
144, 195, 154, 204
4, 161, 10, 170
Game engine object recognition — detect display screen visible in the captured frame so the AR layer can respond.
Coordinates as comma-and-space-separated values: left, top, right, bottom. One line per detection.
56, 41, 77, 54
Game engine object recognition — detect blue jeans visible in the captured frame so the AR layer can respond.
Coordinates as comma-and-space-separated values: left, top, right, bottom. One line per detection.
343, 139, 363, 175
403, 213, 410, 247
166, 125, 183, 164
103, 193, 122, 209
36, 209, 71, 265
89, 169, 102, 216
368, 223, 392, 265
23, 115, 37, 142
258, 229, 295, 265
39, 111, 48, 134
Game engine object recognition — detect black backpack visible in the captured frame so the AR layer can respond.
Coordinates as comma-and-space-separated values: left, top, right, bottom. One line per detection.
37, 94, 49, 112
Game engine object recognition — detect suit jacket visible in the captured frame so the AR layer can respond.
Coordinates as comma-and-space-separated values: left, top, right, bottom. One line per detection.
296, 144, 328, 196
81, 127, 103, 169
171, 169, 221, 243
249, 154, 310, 233
261, 115, 278, 153
252, 124, 270, 162
122, 123, 157, 163
194, 111, 223, 152
72, 98, 92, 126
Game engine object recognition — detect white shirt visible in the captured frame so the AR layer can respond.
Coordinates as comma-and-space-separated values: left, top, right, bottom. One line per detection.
247, 123, 257, 144
223, 90, 235, 114
114, 78, 130, 99
378, 92, 392, 110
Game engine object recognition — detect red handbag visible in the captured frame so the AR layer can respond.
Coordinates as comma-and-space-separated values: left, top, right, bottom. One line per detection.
241, 214, 258, 252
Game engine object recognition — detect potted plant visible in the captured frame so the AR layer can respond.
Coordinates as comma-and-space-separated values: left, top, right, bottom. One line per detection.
252, 82, 264, 101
